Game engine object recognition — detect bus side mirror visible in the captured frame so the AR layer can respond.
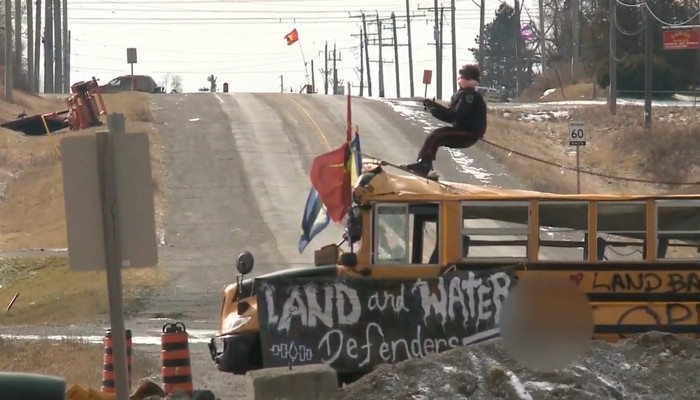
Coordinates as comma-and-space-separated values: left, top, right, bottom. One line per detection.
339, 252, 358, 268
346, 207, 363, 243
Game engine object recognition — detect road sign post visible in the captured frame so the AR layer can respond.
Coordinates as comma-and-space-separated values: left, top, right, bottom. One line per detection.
126, 48, 137, 91
568, 120, 586, 194
60, 113, 158, 400
423, 70, 432, 98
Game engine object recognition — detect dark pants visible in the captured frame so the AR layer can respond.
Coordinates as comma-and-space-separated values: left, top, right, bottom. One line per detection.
418, 127, 481, 161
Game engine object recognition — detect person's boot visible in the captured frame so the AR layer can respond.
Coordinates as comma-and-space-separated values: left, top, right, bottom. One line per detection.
403, 159, 433, 177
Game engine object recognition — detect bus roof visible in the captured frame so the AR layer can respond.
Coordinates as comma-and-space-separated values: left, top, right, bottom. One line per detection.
354, 164, 700, 203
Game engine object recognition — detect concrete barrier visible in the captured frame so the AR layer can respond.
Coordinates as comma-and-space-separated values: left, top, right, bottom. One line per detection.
245, 364, 339, 400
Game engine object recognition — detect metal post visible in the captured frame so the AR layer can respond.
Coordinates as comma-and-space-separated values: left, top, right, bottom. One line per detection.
405, 0, 415, 97
644, 5, 652, 128
4, 0, 13, 101
609, 0, 617, 115
98, 113, 130, 400
576, 146, 581, 194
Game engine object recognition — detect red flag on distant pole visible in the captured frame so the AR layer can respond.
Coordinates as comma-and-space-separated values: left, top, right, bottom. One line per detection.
285, 28, 299, 46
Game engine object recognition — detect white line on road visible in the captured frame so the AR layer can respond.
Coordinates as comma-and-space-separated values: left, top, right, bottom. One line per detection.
0, 329, 218, 345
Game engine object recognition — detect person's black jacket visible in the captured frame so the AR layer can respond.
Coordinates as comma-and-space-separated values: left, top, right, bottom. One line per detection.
426, 87, 487, 137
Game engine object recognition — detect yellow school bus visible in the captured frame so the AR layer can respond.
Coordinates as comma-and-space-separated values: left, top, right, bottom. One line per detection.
208, 161, 700, 382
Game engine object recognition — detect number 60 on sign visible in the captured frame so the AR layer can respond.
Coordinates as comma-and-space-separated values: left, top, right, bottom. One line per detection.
569, 120, 586, 146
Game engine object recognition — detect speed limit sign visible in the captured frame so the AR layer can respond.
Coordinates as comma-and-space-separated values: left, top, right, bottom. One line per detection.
569, 120, 586, 146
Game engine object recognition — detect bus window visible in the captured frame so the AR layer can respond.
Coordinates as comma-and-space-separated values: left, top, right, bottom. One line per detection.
656, 199, 700, 261
408, 203, 441, 265
597, 201, 647, 261
373, 204, 409, 264
461, 201, 530, 261
538, 201, 588, 261
372, 203, 441, 265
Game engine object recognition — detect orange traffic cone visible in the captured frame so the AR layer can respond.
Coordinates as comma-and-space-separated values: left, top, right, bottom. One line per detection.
161, 322, 194, 395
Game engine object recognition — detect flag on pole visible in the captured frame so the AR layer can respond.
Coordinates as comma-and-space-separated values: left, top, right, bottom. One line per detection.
298, 187, 330, 253
285, 28, 299, 46
298, 83, 362, 253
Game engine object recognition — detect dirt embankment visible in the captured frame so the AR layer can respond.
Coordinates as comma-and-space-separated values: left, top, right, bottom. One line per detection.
341, 332, 700, 400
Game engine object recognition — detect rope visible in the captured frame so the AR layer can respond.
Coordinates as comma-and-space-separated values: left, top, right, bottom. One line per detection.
478, 138, 700, 186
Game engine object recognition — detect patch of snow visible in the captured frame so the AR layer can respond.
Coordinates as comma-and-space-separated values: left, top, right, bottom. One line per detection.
505, 370, 534, 400
378, 98, 495, 184
541, 88, 557, 98
524, 381, 573, 391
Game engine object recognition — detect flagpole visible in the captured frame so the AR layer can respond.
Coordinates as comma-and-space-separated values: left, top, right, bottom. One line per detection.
297, 40, 310, 85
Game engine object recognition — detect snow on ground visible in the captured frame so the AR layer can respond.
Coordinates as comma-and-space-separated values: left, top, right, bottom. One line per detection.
377, 98, 495, 184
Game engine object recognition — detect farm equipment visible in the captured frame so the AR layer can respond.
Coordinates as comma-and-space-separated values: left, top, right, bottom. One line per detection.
0, 77, 108, 136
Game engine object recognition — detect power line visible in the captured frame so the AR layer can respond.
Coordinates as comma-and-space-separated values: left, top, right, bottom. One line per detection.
70, 37, 357, 57
71, 65, 356, 75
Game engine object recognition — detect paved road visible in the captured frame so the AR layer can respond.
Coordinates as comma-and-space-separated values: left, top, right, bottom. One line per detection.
0, 92, 542, 397
142, 92, 534, 397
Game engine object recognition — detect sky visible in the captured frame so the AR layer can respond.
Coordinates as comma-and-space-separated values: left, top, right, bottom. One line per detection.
52, 0, 541, 97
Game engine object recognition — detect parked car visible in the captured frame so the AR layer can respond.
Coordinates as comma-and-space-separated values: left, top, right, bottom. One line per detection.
99, 75, 165, 94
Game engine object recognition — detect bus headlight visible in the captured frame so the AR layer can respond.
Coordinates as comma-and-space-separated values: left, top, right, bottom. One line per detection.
224, 315, 251, 333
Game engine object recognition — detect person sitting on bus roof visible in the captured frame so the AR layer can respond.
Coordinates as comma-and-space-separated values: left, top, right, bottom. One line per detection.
402, 64, 487, 177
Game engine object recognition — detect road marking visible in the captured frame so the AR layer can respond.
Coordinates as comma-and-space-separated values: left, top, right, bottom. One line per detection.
0, 329, 218, 345
286, 96, 331, 149
213, 93, 225, 104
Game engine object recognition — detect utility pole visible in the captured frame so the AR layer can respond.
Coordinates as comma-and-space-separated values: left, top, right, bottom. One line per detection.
44, 0, 54, 93
644, 5, 652, 128
34, 0, 42, 92
571, 0, 580, 83
514, 0, 522, 95
53, 0, 63, 93
538, 0, 546, 71
377, 14, 385, 98
279, 75, 284, 93
418, 3, 451, 99
405, 0, 415, 97
4, 0, 13, 101
66, 30, 70, 91
311, 59, 316, 93
391, 12, 400, 98
14, 0, 21, 77
479, 0, 485, 68
450, 0, 457, 93
362, 14, 373, 97
608, 0, 617, 115
27, 0, 34, 93
439, 7, 444, 97
63, 0, 69, 92
359, 29, 364, 96
324, 42, 329, 94
434, 0, 440, 99
332, 42, 339, 95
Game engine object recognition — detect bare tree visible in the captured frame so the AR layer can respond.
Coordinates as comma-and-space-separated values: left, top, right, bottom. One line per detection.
207, 74, 217, 92
171, 74, 183, 93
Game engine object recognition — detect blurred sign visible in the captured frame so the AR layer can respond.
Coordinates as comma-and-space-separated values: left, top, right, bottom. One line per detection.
663, 29, 699, 50
520, 22, 538, 43
127, 48, 137, 64
422, 70, 432, 85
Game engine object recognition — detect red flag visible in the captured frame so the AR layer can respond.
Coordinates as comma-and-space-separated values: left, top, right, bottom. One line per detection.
310, 144, 352, 223
285, 28, 299, 46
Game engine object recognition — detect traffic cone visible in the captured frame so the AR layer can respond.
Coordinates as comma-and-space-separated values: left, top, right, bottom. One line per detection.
161, 322, 194, 395
100, 329, 132, 393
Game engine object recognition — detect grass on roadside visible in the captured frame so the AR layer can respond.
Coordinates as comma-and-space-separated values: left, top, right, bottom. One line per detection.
0, 256, 168, 326
481, 105, 700, 195
0, 337, 160, 390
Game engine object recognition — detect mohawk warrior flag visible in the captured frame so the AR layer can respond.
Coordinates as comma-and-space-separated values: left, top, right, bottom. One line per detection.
285, 28, 299, 46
